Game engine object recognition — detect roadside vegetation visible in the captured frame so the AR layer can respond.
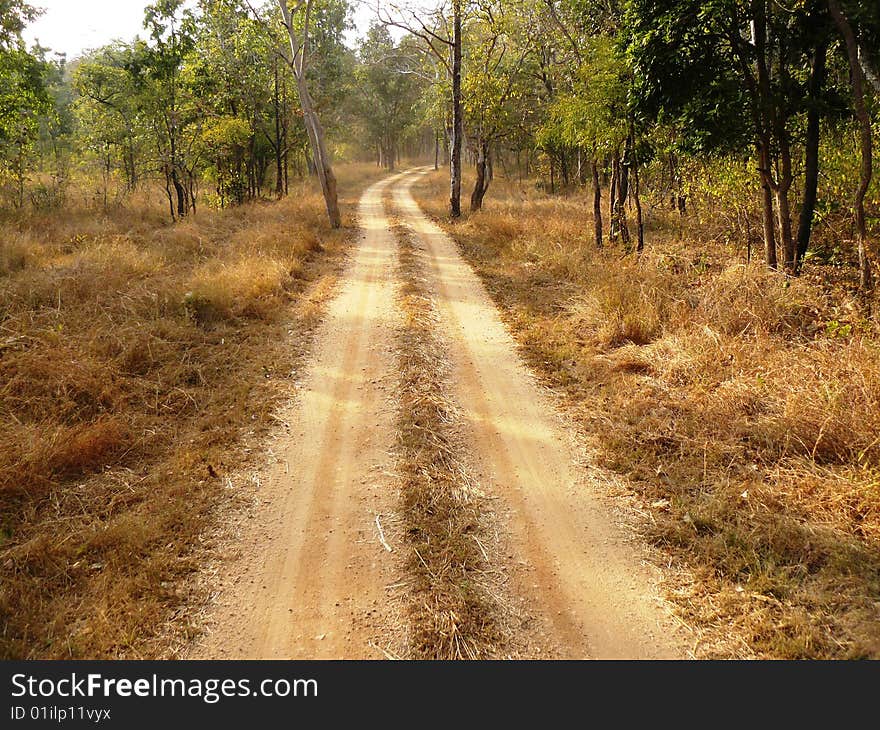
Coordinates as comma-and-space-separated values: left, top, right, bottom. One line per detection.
0, 166, 377, 659
414, 170, 880, 659
0, 0, 382, 659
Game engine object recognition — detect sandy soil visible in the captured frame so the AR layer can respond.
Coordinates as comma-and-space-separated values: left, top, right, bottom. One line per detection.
190, 174, 406, 659
190, 169, 689, 660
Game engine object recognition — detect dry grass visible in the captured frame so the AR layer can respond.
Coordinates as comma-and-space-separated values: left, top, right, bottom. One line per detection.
393, 221, 502, 660
0, 163, 380, 659
413, 170, 880, 659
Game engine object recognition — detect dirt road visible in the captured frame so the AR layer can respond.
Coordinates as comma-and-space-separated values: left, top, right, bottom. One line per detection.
394, 169, 687, 658
192, 169, 687, 659
192, 173, 405, 659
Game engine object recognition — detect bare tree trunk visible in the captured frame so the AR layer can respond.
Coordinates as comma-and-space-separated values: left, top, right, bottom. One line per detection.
592, 157, 602, 248
450, 0, 463, 218
630, 123, 644, 252
171, 167, 186, 219
775, 132, 796, 272
273, 58, 285, 199
829, 0, 874, 291
612, 143, 630, 247
759, 143, 777, 268
470, 140, 491, 211
858, 44, 880, 95
796, 38, 827, 272
278, 0, 341, 229
754, 2, 778, 270
609, 152, 618, 241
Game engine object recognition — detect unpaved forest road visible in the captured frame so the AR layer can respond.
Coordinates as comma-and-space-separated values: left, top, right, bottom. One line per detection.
191, 169, 688, 660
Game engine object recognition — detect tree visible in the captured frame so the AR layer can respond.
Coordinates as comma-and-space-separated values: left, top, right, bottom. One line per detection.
541, 35, 628, 246
462, 0, 532, 211
450, 0, 462, 217
141, 0, 200, 219
0, 0, 50, 207
625, 0, 838, 272
190, 0, 279, 202
381, 0, 464, 217
828, 0, 876, 291
74, 45, 143, 196
276, 0, 341, 228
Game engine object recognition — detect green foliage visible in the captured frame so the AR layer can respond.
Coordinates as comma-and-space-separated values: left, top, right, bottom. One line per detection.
539, 35, 627, 155
462, 2, 537, 149
199, 115, 252, 205
0, 1, 50, 205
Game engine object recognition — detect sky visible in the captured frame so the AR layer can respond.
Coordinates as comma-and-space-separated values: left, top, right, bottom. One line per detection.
22, 0, 379, 59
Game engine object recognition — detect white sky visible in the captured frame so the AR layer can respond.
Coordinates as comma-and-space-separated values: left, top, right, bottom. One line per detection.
23, 0, 379, 59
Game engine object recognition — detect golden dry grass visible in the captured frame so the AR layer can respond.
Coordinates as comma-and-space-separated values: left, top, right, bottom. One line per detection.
393, 221, 501, 660
413, 170, 880, 659
0, 163, 380, 659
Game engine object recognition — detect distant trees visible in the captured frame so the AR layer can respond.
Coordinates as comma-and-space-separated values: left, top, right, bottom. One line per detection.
461, 0, 533, 211
1, 0, 877, 295
141, 0, 199, 218
379, 0, 464, 216
353, 24, 420, 170
1, 0, 355, 221
73, 44, 143, 199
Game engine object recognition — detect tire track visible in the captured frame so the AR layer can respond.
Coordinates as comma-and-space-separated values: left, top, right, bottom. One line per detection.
393, 168, 689, 659
191, 174, 405, 659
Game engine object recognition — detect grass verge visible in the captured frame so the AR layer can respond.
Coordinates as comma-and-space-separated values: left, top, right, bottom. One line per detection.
412, 170, 880, 659
0, 164, 379, 658
393, 219, 502, 659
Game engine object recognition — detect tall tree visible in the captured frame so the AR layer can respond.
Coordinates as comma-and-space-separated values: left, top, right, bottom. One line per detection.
380, 0, 464, 217
276, 0, 341, 228
142, 0, 199, 219
0, 0, 50, 207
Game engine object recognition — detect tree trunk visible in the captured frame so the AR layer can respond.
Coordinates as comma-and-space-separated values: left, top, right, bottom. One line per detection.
300, 83, 341, 228
858, 43, 880, 95
171, 167, 186, 219
754, 2, 778, 270
776, 184, 794, 272
450, 0, 463, 218
609, 152, 618, 240
829, 0, 874, 291
612, 145, 631, 246
759, 143, 777, 268
278, 0, 341, 229
630, 123, 644, 252
163, 167, 175, 222
592, 158, 602, 248
795, 39, 827, 272
470, 140, 491, 212
273, 59, 285, 199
